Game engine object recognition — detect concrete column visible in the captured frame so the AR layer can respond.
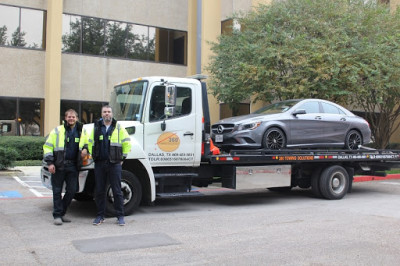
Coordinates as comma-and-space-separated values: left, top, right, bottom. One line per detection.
187, 0, 198, 76
201, 0, 221, 124
44, 0, 63, 135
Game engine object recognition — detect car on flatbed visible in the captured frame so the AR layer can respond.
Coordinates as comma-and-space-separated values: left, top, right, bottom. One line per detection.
211, 99, 371, 152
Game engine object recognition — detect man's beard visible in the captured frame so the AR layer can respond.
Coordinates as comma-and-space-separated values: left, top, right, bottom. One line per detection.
103, 117, 112, 123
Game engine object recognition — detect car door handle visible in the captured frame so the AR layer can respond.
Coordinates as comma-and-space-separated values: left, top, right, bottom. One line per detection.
315, 116, 322, 120
340, 117, 346, 121
184, 132, 194, 136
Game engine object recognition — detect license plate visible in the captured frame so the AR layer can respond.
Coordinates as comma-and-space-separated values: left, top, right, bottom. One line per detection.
215, 134, 223, 143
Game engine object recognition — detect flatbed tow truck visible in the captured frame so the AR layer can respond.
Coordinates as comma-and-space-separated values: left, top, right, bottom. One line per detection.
41, 76, 400, 215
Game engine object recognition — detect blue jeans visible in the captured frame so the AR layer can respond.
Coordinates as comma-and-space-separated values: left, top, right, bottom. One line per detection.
51, 164, 78, 218
94, 161, 124, 217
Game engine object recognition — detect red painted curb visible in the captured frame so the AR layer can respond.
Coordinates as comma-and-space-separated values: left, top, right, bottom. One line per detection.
354, 174, 400, 182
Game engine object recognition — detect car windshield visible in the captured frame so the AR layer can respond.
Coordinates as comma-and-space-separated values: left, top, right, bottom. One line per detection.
110, 80, 148, 121
253, 100, 301, 115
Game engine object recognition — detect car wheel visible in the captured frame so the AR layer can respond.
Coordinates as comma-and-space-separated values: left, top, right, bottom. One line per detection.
345, 130, 362, 150
319, 165, 349, 200
263, 127, 286, 150
105, 170, 142, 216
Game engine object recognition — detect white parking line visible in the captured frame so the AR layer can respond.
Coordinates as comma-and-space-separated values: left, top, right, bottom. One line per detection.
12, 176, 47, 197
381, 182, 400, 186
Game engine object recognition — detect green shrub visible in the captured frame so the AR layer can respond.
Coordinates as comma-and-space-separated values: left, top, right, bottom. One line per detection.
14, 160, 43, 166
0, 136, 46, 161
0, 146, 18, 169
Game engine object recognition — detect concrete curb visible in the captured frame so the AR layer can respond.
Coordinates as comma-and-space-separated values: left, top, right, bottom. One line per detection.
354, 174, 400, 182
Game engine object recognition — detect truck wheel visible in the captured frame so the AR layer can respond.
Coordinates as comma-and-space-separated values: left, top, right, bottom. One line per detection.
345, 130, 362, 150
263, 127, 286, 150
319, 165, 349, 200
311, 168, 322, 198
105, 170, 142, 216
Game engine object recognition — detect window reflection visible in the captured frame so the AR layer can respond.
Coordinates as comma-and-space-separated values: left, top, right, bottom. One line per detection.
0, 5, 19, 46
0, 97, 43, 136
19, 98, 42, 136
62, 14, 81, 52
0, 4, 44, 49
61, 13, 186, 65
82, 17, 106, 55
128, 24, 150, 60
105, 21, 128, 58
21, 8, 44, 48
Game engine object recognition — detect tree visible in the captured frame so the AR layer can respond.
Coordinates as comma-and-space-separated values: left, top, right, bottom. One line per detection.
207, 0, 400, 148
0, 25, 7, 45
105, 22, 129, 57
9, 27, 26, 47
62, 18, 81, 52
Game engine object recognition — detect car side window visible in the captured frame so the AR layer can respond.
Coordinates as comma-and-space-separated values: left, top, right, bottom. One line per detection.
321, 102, 343, 114
149, 86, 192, 122
298, 102, 320, 114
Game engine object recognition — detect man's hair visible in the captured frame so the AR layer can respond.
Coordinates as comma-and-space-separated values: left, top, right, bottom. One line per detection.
102, 105, 113, 111
65, 109, 78, 117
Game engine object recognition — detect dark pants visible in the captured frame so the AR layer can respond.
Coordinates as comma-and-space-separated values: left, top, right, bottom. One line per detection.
94, 161, 124, 218
51, 164, 78, 218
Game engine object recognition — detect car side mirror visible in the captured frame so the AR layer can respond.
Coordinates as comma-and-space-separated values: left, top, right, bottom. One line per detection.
292, 109, 306, 116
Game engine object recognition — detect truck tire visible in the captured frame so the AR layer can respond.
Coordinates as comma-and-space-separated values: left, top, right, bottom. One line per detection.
311, 168, 322, 198
319, 165, 349, 200
105, 170, 142, 216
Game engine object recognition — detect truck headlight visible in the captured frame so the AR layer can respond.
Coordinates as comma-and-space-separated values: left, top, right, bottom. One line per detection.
238, 122, 261, 131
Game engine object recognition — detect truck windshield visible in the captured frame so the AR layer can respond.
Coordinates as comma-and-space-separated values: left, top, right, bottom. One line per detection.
110, 80, 148, 121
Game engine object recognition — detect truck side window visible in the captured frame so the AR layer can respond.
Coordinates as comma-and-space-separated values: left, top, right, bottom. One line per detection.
149, 86, 192, 122
150, 86, 165, 122
176, 87, 192, 117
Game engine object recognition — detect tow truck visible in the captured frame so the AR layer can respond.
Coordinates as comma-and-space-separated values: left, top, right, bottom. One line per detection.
41, 75, 400, 216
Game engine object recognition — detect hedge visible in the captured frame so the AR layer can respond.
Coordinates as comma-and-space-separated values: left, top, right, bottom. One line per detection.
0, 146, 18, 169
0, 136, 45, 161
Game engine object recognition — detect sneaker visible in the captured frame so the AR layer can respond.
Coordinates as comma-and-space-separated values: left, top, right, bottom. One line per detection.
61, 216, 71, 223
117, 216, 125, 226
93, 216, 104, 226
54, 217, 63, 226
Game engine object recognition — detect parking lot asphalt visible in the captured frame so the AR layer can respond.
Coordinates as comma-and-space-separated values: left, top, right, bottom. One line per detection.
1, 166, 400, 265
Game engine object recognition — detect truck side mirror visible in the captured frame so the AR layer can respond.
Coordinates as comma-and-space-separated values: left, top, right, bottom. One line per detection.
165, 85, 177, 106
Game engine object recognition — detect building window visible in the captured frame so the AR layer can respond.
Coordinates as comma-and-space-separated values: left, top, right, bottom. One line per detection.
0, 4, 45, 49
62, 13, 186, 65
61, 100, 107, 124
0, 97, 43, 136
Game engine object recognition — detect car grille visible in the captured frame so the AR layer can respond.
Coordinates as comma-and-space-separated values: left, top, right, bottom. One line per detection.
212, 123, 235, 134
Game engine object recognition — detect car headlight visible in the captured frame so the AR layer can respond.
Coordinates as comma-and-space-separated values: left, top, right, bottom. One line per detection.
238, 122, 261, 131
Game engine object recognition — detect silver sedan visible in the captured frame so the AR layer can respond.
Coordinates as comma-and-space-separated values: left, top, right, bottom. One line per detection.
211, 99, 371, 151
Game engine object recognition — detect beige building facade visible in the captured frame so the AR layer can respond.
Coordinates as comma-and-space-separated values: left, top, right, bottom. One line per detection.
0, 0, 399, 139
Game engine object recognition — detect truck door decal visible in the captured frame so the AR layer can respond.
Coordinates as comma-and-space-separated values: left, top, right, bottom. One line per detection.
157, 132, 180, 152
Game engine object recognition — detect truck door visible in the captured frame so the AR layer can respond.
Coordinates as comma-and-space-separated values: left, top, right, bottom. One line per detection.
144, 83, 197, 166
